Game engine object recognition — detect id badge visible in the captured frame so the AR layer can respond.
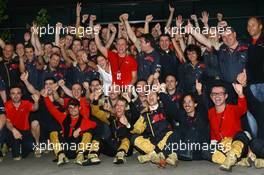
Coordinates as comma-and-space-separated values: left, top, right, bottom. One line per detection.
116, 71, 121, 80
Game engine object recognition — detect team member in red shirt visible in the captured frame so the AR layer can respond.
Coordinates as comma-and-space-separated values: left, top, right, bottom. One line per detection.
95, 24, 138, 86
208, 82, 251, 171
5, 85, 40, 160
42, 89, 96, 166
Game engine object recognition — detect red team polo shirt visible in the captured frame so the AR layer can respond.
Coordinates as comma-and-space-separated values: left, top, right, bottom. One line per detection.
107, 51, 138, 86
5, 100, 34, 131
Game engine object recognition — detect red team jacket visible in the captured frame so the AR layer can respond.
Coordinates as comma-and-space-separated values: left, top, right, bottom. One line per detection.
44, 97, 96, 137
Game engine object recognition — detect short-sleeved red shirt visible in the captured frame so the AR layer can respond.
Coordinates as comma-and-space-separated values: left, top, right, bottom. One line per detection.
107, 51, 138, 86
5, 100, 34, 131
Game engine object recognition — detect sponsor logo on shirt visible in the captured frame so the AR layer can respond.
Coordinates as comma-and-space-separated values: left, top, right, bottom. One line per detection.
145, 56, 154, 62
152, 113, 166, 123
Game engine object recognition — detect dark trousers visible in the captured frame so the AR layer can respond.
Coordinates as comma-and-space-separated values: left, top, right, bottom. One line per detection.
250, 139, 264, 158
163, 131, 208, 160
7, 130, 34, 158
59, 135, 82, 159
0, 126, 7, 146
92, 118, 132, 157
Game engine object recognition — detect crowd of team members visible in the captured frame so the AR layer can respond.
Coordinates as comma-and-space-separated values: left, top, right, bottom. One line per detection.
0, 2, 264, 171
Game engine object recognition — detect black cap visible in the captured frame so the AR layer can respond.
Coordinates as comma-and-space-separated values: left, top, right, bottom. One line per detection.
68, 98, 80, 107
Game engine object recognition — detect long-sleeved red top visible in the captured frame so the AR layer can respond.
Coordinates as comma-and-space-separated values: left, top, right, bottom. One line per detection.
208, 96, 247, 141
44, 97, 96, 137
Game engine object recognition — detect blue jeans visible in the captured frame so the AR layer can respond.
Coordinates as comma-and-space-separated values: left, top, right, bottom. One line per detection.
247, 83, 264, 138
247, 111, 258, 138
250, 83, 264, 102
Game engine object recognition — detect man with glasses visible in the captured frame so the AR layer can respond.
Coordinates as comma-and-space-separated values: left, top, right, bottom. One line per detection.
207, 82, 251, 171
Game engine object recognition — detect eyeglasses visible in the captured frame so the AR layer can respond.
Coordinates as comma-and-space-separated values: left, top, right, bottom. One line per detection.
210, 92, 226, 97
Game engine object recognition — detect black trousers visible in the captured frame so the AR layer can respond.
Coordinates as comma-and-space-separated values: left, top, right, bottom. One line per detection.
59, 135, 82, 159
163, 131, 209, 160
250, 139, 264, 158
92, 118, 132, 157
0, 126, 7, 146
7, 129, 34, 158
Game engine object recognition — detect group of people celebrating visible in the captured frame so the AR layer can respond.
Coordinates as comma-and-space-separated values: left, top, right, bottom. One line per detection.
0, 2, 264, 172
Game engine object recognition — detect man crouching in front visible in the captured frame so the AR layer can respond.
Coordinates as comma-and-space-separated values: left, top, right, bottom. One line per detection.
41, 88, 96, 166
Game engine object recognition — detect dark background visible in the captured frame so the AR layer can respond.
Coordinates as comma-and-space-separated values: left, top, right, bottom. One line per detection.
1, 0, 264, 43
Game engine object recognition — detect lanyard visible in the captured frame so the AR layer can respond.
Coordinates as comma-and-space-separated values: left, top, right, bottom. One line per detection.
218, 106, 226, 139
117, 56, 125, 71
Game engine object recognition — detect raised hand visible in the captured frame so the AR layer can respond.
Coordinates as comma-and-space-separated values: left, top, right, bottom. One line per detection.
20, 71, 29, 82
109, 23, 117, 33
217, 13, 223, 22
155, 23, 161, 31
119, 116, 129, 127
90, 15, 97, 21
31, 93, 40, 103
145, 14, 153, 23
76, 2, 82, 16
31, 23, 38, 34
103, 98, 112, 112
232, 83, 244, 97
153, 71, 160, 80
73, 129, 81, 138
40, 88, 48, 97
17, 48, 25, 58
119, 13, 129, 21
236, 69, 247, 87
81, 51, 88, 63
82, 14, 89, 23
176, 15, 183, 27
169, 4, 175, 13
56, 22, 63, 29
195, 79, 202, 95
191, 14, 198, 22
58, 38, 66, 48
121, 92, 131, 103
82, 81, 89, 91
160, 83, 167, 93
58, 79, 65, 87
185, 20, 193, 34
200, 11, 209, 25
94, 24, 101, 31
94, 88, 102, 100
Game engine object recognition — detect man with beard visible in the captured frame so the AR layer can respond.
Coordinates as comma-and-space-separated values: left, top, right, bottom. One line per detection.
5, 86, 39, 160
